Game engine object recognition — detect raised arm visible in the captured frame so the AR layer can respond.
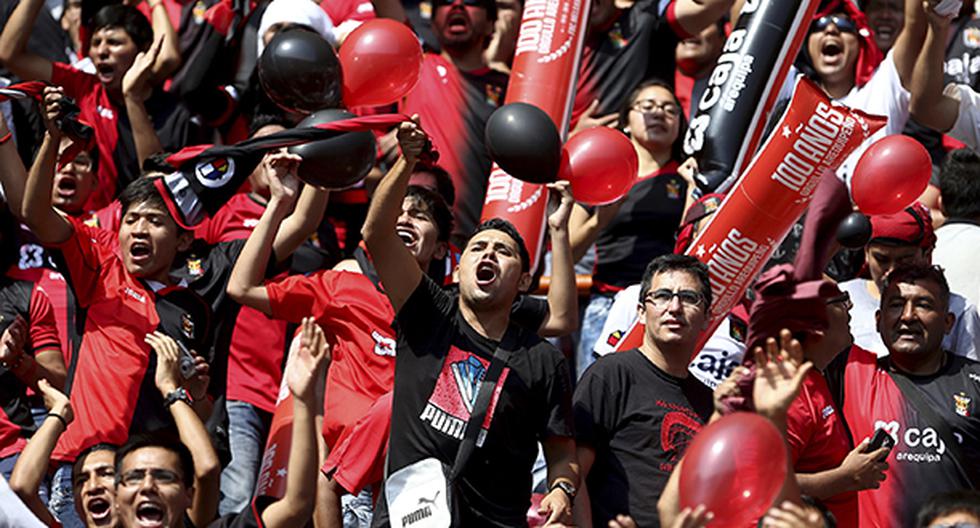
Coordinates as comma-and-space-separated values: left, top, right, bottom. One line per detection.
22, 87, 73, 245
272, 182, 329, 264
8, 379, 72, 526
123, 36, 166, 167
0, 111, 27, 215
147, 331, 220, 528
226, 151, 302, 314
0, 0, 53, 81
568, 199, 623, 263
361, 117, 428, 313
891, 0, 930, 88
538, 181, 578, 337
262, 318, 331, 528
142, 0, 181, 81
910, 2, 960, 133
673, 0, 735, 37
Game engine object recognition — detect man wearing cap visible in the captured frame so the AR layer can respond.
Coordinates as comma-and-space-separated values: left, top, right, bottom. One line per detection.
838, 202, 980, 359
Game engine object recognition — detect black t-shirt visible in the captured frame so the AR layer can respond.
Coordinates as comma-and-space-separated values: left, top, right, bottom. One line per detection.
382, 275, 574, 526
573, 0, 681, 119
594, 164, 687, 290
574, 348, 713, 528
204, 496, 274, 528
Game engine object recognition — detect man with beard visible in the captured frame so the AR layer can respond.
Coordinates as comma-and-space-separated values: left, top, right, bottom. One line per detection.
362, 119, 578, 525
830, 264, 980, 526
572, 254, 714, 528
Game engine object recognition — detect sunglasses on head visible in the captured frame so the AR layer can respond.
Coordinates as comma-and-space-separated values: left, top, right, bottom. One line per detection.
811, 14, 858, 34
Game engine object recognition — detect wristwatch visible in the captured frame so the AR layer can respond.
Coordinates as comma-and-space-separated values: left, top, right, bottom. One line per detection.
550, 480, 577, 501
163, 387, 193, 408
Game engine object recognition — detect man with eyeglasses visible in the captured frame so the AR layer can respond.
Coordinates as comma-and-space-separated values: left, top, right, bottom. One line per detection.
572, 254, 714, 527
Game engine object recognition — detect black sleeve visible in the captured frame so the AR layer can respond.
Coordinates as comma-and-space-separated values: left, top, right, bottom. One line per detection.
540, 347, 575, 439
395, 275, 456, 353
572, 361, 617, 447
510, 294, 548, 332
824, 346, 852, 420
206, 495, 275, 528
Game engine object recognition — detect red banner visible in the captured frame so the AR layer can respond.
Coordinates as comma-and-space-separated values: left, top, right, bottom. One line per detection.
479, 0, 591, 271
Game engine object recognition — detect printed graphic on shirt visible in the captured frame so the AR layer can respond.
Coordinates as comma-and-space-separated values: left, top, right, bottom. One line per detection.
874, 418, 952, 464
659, 402, 703, 472
419, 347, 509, 446
954, 392, 972, 417
372, 330, 397, 357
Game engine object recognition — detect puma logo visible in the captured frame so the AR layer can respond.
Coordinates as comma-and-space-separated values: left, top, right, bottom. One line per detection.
418, 491, 441, 506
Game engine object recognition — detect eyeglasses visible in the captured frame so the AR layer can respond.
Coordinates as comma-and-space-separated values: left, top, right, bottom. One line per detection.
117, 468, 182, 487
811, 14, 858, 34
826, 291, 853, 310
645, 289, 705, 309
630, 99, 681, 118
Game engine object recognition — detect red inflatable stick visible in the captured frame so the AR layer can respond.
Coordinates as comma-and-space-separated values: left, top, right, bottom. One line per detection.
254, 333, 301, 499
479, 0, 591, 272
683, 78, 885, 355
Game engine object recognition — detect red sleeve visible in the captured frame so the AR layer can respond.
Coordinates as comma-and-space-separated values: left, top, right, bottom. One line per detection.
50, 62, 99, 101
665, 1, 694, 40
50, 216, 115, 307
28, 287, 61, 353
266, 271, 336, 324
784, 376, 817, 465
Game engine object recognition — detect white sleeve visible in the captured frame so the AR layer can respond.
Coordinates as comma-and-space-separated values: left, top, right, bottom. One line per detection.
949, 295, 980, 361
592, 285, 641, 357
0, 476, 46, 528
945, 83, 980, 152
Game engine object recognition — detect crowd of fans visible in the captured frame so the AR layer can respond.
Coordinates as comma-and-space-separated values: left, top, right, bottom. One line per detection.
0, 0, 979, 526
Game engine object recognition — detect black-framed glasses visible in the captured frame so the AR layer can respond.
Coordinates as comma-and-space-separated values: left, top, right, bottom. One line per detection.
645, 289, 704, 309
630, 99, 681, 118
117, 468, 182, 487
811, 14, 857, 34
827, 291, 853, 310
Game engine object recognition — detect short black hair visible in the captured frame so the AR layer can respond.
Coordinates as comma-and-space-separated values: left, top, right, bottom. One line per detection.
412, 162, 456, 207
939, 148, 980, 219
249, 113, 290, 138
916, 490, 980, 528
115, 432, 194, 488
881, 263, 951, 311
91, 5, 153, 52
639, 254, 712, 311
470, 217, 530, 273
618, 78, 687, 162
73, 443, 119, 480
119, 174, 172, 219
405, 185, 453, 243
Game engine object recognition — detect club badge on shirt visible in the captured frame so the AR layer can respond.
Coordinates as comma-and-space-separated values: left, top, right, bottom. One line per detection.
964, 27, 980, 49
485, 84, 503, 107
186, 258, 202, 277
181, 312, 195, 340
954, 392, 972, 417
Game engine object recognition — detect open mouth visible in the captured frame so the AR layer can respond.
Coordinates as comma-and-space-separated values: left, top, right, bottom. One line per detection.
96, 63, 115, 83
396, 226, 418, 247
129, 241, 152, 264
820, 40, 843, 60
475, 261, 498, 287
135, 502, 165, 527
55, 176, 78, 199
86, 497, 111, 521
895, 326, 923, 340
446, 10, 470, 33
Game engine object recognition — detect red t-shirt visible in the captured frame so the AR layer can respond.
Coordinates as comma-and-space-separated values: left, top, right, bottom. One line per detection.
50, 63, 123, 211
785, 370, 857, 527
0, 285, 61, 458
197, 193, 289, 413
49, 217, 162, 462
266, 268, 395, 447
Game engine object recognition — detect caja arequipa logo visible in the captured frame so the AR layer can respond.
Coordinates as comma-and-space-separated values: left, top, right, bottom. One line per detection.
874, 419, 954, 463
195, 157, 236, 189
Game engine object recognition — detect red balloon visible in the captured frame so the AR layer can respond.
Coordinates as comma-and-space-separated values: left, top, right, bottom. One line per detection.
851, 134, 932, 216
560, 128, 638, 205
679, 412, 787, 526
338, 19, 423, 107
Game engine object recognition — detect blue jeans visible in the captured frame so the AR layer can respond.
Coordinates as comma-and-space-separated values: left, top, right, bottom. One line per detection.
50, 463, 84, 528
576, 294, 614, 379
341, 487, 374, 527
219, 400, 272, 515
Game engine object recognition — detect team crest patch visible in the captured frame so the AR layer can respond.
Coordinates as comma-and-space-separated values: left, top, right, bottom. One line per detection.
181, 312, 195, 340
186, 258, 202, 277
83, 212, 100, 228
606, 329, 623, 347
729, 317, 747, 343
418, 0, 432, 20
192, 0, 207, 24
954, 392, 971, 417
609, 24, 628, 49
195, 157, 236, 189
965, 27, 980, 49
485, 85, 503, 107
666, 178, 682, 200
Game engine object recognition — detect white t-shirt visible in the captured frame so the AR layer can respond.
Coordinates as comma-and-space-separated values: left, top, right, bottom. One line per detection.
946, 82, 980, 151
0, 476, 45, 528
934, 221, 980, 308
839, 278, 980, 360
592, 284, 746, 389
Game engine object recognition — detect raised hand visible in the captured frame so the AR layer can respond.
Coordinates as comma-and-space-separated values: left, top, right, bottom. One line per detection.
752, 329, 812, 423
546, 180, 574, 232
286, 317, 331, 402
264, 150, 303, 202
572, 99, 619, 136
146, 331, 184, 395
122, 35, 163, 103
40, 86, 65, 137
37, 378, 73, 424
396, 115, 427, 163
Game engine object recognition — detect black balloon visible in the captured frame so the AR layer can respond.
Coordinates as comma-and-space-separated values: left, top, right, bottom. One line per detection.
485, 102, 561, 184
836, 211, 872, 249
258, 28, 342, 114
289, 109, 376, 189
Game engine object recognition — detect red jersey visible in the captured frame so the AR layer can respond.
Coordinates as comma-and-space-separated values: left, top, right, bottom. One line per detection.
785, 370, 857, 527
266, 261, 395, 447
197, 193, 289, 413
0, 282, 61, 458
319, 0, 375, 36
